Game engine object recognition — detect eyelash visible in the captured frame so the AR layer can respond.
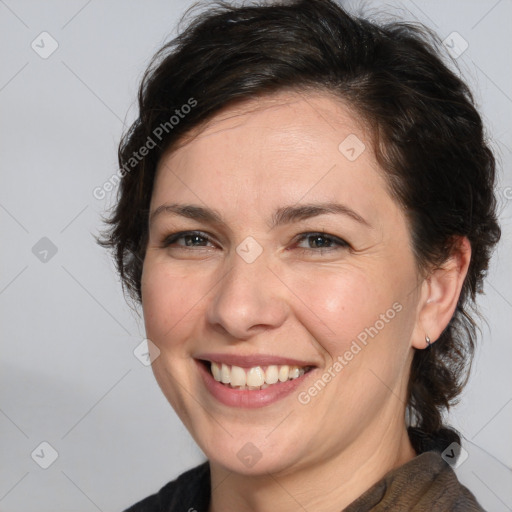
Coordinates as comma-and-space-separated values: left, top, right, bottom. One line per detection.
295, 232, 350, 252
162, 231, 215, 249
161, 230, 350, 253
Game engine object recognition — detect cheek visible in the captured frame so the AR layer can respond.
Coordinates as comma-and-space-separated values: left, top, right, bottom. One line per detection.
141, 258, 209, 347
286, 266, 385, 351
285, 262, 416, 373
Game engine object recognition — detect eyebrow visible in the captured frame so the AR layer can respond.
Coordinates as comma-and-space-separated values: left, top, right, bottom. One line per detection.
149, 202, 371, 228
149, 203, 223, 226
270, 203, 370, 228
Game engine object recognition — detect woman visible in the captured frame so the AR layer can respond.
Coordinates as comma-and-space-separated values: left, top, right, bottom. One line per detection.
99, 0, 501, 510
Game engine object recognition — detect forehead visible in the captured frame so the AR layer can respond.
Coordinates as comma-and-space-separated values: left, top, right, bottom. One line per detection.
152, 91, 393, 226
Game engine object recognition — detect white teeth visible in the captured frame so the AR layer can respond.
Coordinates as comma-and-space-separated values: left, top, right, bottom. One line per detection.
265, 365, 279, 385
278, 365, 289, 382
289, 367, 300, 379
247, 367, 265, 387
221, 363, 231, 384
209, 362, 309, 389
211, 361, 221, 381
231, 365, 246, 387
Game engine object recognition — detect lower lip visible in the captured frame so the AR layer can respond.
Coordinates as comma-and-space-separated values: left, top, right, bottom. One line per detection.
196, 360, 315, 409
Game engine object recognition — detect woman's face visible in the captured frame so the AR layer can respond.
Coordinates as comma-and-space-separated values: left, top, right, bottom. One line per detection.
141, 91, 423, 475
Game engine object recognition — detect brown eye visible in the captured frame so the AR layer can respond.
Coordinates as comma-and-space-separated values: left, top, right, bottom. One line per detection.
295, 232, 349, 252
162, 231, 214, 248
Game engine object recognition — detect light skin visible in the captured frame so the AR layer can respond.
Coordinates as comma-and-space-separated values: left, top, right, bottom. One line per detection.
141, 90, 471, 512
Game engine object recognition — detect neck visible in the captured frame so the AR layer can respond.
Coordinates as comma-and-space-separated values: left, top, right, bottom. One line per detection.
208, 422, 416, 512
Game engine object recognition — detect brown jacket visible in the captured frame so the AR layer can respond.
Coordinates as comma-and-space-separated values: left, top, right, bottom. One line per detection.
124, 451, 484, 511
344, 451, 484, 511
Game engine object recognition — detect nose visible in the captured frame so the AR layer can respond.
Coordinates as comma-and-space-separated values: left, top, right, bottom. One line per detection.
206, 251, 288, 340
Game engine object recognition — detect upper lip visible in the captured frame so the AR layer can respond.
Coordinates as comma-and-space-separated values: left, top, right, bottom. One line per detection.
195, 352, 318, 368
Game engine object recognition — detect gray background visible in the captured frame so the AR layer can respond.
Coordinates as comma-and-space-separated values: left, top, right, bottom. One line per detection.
1, 0, 511, 510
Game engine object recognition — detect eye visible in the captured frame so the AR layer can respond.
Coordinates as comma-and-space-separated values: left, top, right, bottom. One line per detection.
161, 230, 216, 248
294, 232, 349, 252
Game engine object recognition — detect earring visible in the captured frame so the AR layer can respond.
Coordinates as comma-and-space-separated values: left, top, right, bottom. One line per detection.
425, 335, 431, 348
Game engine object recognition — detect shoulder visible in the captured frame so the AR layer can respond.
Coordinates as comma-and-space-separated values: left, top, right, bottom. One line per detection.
345, 451, 485, 511
123, 462, 210, 512
406, 451, 485, 511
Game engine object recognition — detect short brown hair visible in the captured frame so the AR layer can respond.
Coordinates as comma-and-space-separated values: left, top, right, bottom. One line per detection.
99, 0, 501, 452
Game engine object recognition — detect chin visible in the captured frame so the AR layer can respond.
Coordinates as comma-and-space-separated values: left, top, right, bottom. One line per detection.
194, 424, 310, 477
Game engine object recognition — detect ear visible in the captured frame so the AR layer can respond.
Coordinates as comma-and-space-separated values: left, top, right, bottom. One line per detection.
411, 236, 471, 350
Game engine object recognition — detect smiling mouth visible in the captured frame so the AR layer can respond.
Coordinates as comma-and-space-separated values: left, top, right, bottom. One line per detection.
200, 360, 315, 390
